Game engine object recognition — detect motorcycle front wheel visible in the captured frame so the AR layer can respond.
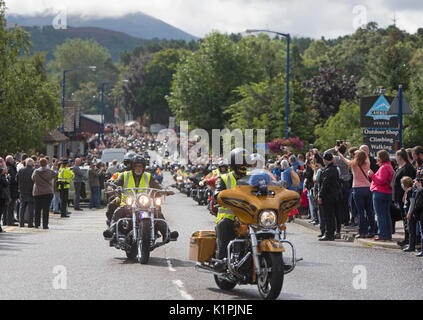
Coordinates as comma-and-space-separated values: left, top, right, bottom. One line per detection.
257, 252, 284, 300
138, 220, 151, 265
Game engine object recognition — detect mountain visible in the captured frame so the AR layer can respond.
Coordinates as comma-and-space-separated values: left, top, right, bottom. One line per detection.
6, 12, 198, 42
18, 25, 149, 61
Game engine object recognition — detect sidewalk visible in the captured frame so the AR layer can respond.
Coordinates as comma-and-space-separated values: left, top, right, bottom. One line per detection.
294, 215, 408, 250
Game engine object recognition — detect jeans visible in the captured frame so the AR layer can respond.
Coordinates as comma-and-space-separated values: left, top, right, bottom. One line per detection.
352, 187, 376, 236
418, 220, 423, 253
372, 191, 392, 240
19, 195, 35, 227
35, 194, 53, 228
50, 192, 60, 213
307, 189, 316, 221
89, 186, 101, 209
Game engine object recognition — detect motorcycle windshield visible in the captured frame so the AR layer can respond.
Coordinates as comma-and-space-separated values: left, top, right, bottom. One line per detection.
236, 170, 284, 187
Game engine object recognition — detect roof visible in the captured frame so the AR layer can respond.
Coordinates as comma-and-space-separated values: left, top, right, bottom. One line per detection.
43, 129, 69, 143
81, 114, 102, 124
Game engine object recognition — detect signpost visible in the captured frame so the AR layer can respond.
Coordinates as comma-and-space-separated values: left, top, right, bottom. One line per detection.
360, 88, 413, 156
360, 95, 398, 157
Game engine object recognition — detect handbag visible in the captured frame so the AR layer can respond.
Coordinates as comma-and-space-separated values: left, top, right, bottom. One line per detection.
358, 165, 372, 183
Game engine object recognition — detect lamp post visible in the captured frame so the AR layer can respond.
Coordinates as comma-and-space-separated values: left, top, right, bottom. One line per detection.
61, 66, 96, 156
100, 82, 114, 140
246, 29, 291, 139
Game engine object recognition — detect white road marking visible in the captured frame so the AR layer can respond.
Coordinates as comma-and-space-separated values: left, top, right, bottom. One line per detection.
172, 280, 194, 300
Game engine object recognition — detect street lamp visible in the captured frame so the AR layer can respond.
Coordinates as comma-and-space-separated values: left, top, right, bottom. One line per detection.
100, 82, 114, 139
246, 29, 291, 139
61, 66, 96, 156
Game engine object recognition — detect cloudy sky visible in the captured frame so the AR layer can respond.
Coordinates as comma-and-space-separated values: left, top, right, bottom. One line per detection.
5, 0, 423, 38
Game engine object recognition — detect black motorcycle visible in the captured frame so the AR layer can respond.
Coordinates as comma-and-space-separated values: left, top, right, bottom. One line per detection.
106, 182, 175, 264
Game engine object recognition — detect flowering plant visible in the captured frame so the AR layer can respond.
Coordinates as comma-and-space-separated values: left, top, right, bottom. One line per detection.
267, 137, 305, 154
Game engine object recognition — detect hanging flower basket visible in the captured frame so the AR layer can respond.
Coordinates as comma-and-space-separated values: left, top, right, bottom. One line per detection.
267, 137, 305, 155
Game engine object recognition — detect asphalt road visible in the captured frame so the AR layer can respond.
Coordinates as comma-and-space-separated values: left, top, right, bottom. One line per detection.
1, 162, 423, 300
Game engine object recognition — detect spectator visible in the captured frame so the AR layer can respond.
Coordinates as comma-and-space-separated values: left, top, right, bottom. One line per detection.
16, 153, 28, 172
303, 158, 316, 222
106, 160, 119, 178
72, 158, 85, 212
57, 159, 74, 218
368, 150, 394, 241
281, 160, 294, 190
272, 162, 282, 181
17, 158, 35, 228
5, 155, 18, 226
338, 149, 376, 239
0, 160, 9, 233
32, 158, 57, 229
410, 178, 423, 257
318, 153, 342, 241
360, 145, 380, 173
402, 176, 416, 252
50, 159, 60, 215
313, 153, 325, 231
392, 149, 416, 246
88, 162, 102, 209
326, 144, 353, 227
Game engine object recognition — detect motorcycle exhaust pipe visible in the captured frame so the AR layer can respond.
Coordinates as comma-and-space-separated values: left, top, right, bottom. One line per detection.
195, 264, 226, 277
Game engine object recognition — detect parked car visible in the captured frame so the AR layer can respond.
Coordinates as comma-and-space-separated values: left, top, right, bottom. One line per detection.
68, 166, 106, 206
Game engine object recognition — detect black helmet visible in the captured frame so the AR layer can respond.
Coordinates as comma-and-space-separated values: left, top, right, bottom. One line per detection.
132, 155, 147, 166
229, 148, 250, 176
123, 152, 136, 165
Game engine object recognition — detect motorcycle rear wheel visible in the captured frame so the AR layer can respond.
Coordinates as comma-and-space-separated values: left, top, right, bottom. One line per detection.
138, 220, 151, 265
257, 253, 284, 300
214, 275, 237, 291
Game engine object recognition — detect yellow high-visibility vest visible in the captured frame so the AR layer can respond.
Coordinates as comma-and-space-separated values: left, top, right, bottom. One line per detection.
216, 172, 237, 224
120, 171, 151, 206
58, 168, 75, 190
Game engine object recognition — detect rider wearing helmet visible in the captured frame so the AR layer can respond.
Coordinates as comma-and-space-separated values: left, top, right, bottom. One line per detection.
103, 155, 178, 242
213, 148, 250, 272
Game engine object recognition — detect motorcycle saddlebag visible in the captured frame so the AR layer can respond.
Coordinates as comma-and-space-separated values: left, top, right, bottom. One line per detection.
189, 231, 216, 263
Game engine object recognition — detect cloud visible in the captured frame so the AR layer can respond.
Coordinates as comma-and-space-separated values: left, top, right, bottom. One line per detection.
4, 0, 423, 38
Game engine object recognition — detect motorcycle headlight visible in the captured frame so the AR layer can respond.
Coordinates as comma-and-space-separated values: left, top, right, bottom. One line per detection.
125, 196, 135, 206
137, 195, 150, 207
155, 197, 162, 207
259, 210, 277, 228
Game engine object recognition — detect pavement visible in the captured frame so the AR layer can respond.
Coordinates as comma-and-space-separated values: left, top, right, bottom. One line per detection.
293, 215, 409, 250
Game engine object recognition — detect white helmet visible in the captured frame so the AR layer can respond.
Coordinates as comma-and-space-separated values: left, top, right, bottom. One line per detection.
249, 153, 265, 169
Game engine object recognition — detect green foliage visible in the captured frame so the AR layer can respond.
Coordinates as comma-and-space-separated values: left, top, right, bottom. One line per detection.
403, 68, 423, 148
167, 32, 264, 132
0, 0, 60, 153
314, 101, 363, 151
47, 38, 119, 99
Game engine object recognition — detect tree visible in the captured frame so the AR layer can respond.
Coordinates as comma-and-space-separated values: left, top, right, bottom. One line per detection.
136, 49, 187, 125
0, 0, 60, 153
48, 38, 119, 99
305, 66, 357, 121
167, 32, 263, 132
314, 101, 363, 152
365, 26, 413, 92
403, 68, 423, 148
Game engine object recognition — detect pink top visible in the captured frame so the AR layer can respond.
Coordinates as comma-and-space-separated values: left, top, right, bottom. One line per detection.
341, 157, 371, 188
369, 162, 394, 194
351, 161, 371, 188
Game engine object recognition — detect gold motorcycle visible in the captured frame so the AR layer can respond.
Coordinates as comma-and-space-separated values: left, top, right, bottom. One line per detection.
189, 171, 300, 300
